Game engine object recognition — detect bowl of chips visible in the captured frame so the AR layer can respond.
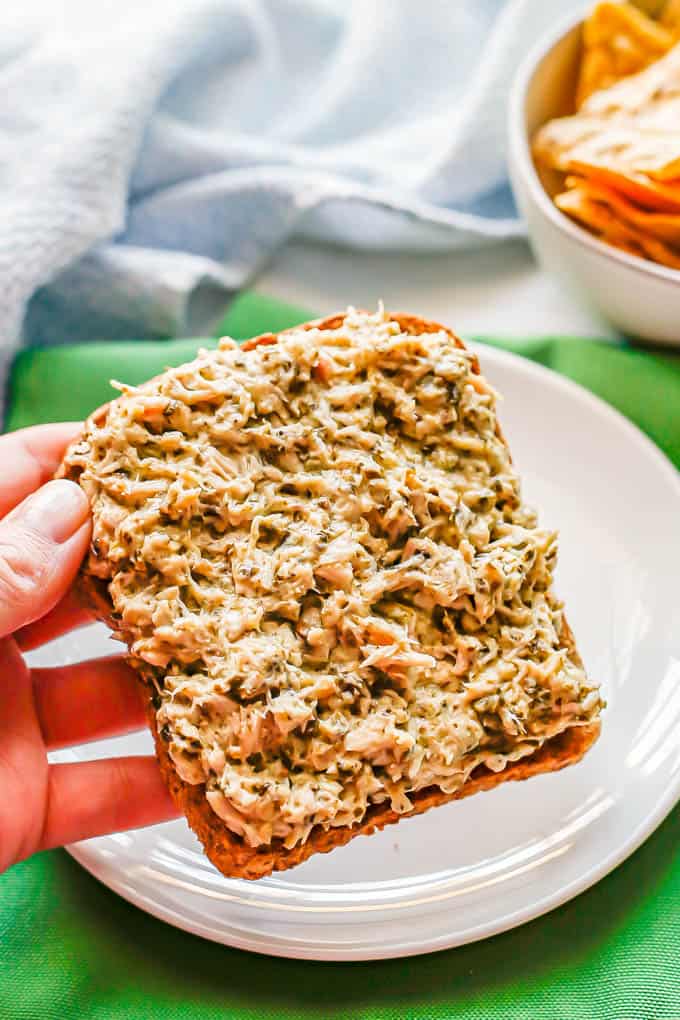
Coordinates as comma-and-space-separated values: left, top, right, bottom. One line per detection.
509, 1, 680, 346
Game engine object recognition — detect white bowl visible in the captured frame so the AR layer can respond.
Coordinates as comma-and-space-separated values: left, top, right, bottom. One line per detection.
508, 14, 680, 347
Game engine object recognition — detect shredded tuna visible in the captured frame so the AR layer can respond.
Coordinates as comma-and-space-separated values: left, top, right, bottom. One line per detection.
67, 307, 602, 849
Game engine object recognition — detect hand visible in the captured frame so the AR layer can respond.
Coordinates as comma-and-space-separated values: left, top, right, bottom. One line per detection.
0, 424, 178, 873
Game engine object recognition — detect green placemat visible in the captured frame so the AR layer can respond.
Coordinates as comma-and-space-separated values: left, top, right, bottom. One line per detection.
1, 292, 679, 1020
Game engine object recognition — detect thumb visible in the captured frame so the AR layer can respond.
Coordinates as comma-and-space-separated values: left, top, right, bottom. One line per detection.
0, 479, 91, 638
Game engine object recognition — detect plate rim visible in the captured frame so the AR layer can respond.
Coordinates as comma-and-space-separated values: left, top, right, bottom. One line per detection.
64, 343, 680, 961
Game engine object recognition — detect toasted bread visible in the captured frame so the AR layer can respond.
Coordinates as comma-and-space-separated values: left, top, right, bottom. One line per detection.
59, 312, 600, 880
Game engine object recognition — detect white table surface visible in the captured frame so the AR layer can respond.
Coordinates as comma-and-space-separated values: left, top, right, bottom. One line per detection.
255, 238, 618, 340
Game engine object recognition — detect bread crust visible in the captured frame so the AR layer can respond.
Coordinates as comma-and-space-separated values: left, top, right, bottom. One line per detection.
58, 313, 600, 880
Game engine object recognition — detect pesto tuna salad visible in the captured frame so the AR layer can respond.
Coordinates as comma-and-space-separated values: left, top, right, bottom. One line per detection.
65, 308, 602, 851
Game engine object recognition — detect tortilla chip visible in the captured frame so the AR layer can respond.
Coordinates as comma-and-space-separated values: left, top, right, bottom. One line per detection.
661, 0, 680, 30
564, 174, 680, 242
555, 184, 627, 234
581, 34, 680, 124
638, 233, 680, 266
555, 185, 680, 268
534, 117, 680, 181
629, 0, 669, 18
602, 234, 648, 258
534, 41, 680, 183
570, 162, 680, 213
577, 2, 674, 107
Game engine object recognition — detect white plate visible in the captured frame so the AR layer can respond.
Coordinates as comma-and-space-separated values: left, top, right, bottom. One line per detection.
36, 344, 680, 961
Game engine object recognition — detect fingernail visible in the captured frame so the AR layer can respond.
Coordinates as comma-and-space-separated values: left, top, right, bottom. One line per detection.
14, 479, 90, 544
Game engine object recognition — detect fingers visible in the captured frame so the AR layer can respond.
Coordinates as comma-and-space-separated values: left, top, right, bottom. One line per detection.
0, 638, 50, 870
0, 424, 93, 643
15, 588, 95, 651
39, 756, 179, 853
0, 423, 83, 518
32, 656, 146, 749
0, 425, 177, 856
0, 479, 91, 638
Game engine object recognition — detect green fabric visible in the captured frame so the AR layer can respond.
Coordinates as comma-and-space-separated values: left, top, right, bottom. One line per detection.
2, 291, 679, 1019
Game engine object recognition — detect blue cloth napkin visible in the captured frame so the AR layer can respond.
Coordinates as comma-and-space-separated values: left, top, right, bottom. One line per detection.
0, 0, 581, 386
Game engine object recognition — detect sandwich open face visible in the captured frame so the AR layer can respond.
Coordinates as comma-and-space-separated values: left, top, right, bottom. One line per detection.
60, 309, 602, 879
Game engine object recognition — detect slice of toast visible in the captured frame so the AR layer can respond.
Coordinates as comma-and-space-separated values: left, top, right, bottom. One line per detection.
59, 311, 601, 880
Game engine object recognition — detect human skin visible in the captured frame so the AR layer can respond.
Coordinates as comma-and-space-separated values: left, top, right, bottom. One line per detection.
0, 424, 179, 874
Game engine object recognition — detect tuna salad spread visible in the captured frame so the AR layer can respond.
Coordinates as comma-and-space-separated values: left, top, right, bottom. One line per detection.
66, 308, 602, 850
